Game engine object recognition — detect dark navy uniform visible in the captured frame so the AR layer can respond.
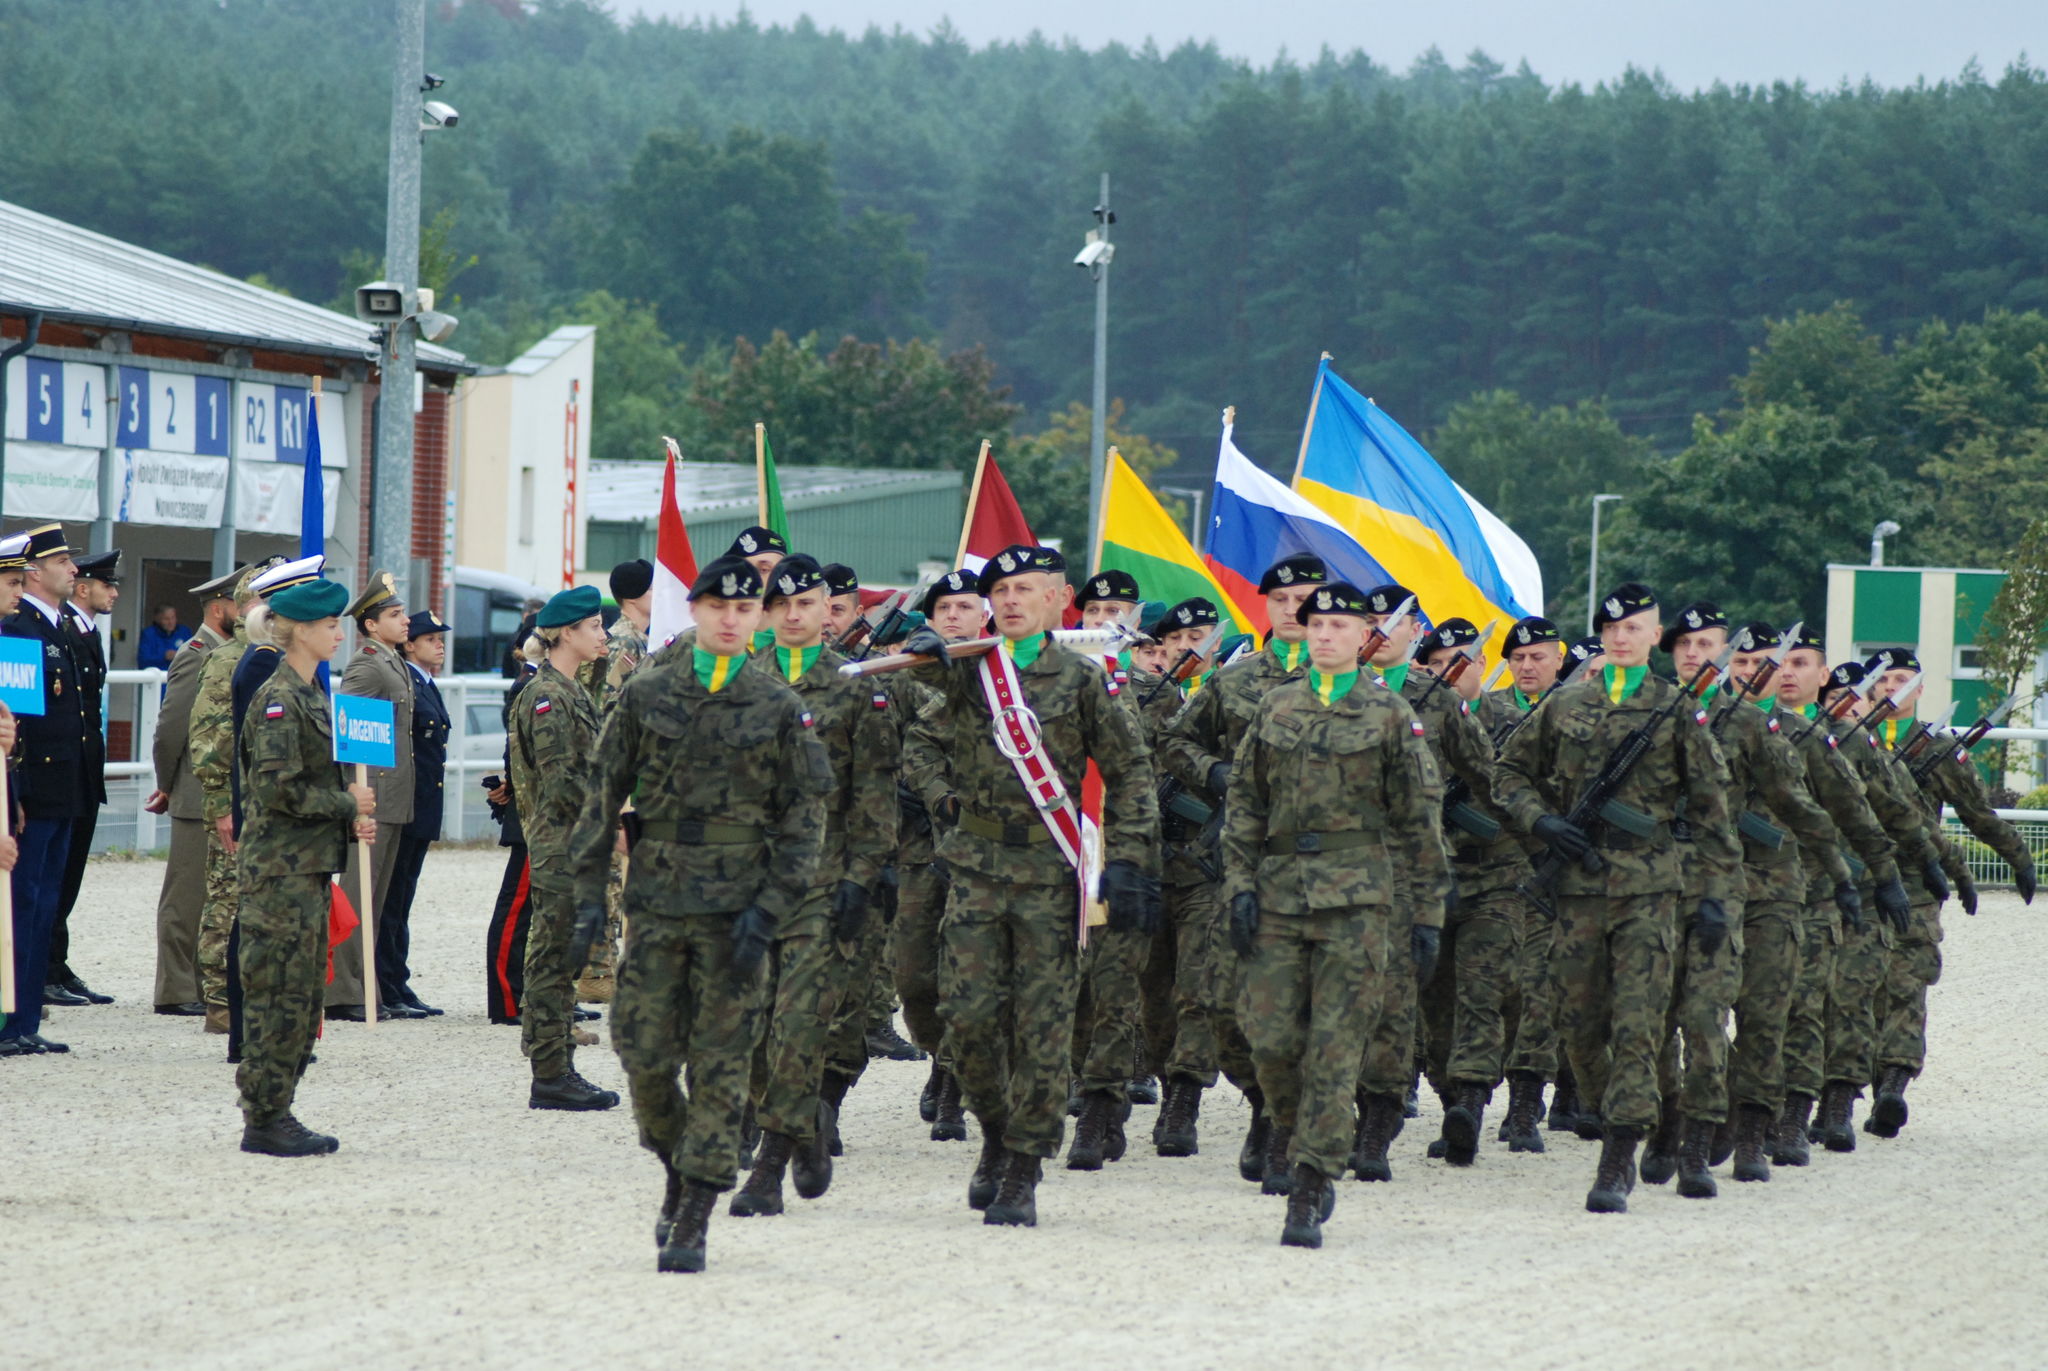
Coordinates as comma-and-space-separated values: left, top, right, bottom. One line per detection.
378, 612, 452, 1011
47, 549, 116, 1001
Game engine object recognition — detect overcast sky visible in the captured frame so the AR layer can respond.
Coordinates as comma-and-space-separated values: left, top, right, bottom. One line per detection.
616, 0, 2042, 91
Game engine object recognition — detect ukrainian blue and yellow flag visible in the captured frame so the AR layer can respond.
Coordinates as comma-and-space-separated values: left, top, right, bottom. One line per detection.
1292, 359, 1542, 649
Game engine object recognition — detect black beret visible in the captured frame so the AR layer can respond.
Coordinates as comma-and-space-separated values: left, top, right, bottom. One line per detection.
1863, 647, 1921, 675
1362, 583, 1420, 617
822, 563, 859, 596
727, 526, 789, 560
921, 569, 981, 616
1422, 617, 1479, 656
74, 549, 121, 583
1593, 582, 1658, 630
977, 544, 1065, 596
1076, 569, 1141, 607
762, 553, 826, 605
690, 555, 764, 601
1504, 616, 1560, 656
1824, 660, 1868, 696
1295, 581, 1371, 623
1558, 636, 1605, 681
1729, 620, 1782, 654
1659, 600, 1727, 654
1786, 623, 1828, 655
609, 558, 653, 602
1161, 597, 1220, 632
407, 610, 450, 639
1258, 555, 1327, 595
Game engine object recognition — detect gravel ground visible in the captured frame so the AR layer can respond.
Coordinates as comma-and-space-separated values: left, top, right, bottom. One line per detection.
7, 849, 2046, 1370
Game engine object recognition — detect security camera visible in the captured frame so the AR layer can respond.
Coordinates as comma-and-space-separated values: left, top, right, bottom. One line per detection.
421, 100, 459, 129
355, 280, 409, 324
415, 310, 460, 344
1074, 239, 1114, 269
420, 72, 446, 92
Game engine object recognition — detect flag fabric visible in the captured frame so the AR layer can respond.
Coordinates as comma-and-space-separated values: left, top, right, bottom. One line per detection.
1204, 417, 1392, 635
649, 437, 699, 649
300, 390, 325, 560
756, 424, 790, 543
955, 443, 1036, 572
325, 879, 359, 988
1096, 450, 1255, 633
1292, 359, 1541, 646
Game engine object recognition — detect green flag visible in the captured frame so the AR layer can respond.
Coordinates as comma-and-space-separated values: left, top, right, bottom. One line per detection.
756, 422, 789, 541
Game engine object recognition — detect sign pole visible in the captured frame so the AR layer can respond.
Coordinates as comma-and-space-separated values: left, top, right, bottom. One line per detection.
356, 760, 379, 1027
0, 755, 13, 1017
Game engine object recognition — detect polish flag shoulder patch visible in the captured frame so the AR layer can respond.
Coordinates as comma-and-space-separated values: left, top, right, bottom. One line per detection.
871, 692, 888, 711
1825, 734, 1839, 750
799, 710, 815, 729
263, 702, 285, 720
533, 696, 552, 714
1410, 720, 1426, 737
1693, 708, 1709, 725
1767, 716, 1781, 733
1104, 675, 1121, 697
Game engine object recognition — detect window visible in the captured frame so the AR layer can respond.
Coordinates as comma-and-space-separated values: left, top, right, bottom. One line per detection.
1954, 644, 1983, 680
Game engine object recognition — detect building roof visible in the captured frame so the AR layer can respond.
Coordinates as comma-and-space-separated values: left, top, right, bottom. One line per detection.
0, 197, 471, 373
584, 459, 962, 522
494, 325, 594, 376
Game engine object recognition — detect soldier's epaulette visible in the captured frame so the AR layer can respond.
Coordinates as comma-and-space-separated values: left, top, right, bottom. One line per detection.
363, 643, 379, 654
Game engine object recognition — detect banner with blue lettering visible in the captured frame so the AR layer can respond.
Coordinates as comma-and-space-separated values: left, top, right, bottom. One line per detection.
0, 638, 46, 716
332, 693, 396, 769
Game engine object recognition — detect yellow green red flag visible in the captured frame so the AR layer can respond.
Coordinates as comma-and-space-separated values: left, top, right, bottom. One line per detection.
1096, 450, 1254, 632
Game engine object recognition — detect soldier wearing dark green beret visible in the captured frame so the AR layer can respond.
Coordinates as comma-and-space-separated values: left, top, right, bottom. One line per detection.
508, 584, 619, 1113
232, 577, 375, 1156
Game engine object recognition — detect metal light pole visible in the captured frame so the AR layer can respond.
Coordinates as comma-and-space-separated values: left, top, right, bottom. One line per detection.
1084, 173, 1113, 553
1586, 493, 1624, 636
373, 0, 426, 596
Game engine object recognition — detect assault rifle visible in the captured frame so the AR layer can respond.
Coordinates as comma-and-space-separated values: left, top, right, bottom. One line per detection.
1410, 618, 1500, 715
1710, 621, 1800, 736
1909, 694, 2019, 785
1141, 623, 1225, 705
838, 625, 1137, 678
1786, 667, 1886, 750
833, 586, 909, 656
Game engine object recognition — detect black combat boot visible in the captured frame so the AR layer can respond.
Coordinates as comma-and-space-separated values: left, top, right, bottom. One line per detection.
1585, 1125, 1641, 1214
1262, 1122, 1295, 1195
1128, 1075, 1160, 1106
1675, 1117, 1719, 1199
1817, 1080, 1858, 1153
657, 1181, 720, 1273
1868, 1065, 1911, 1138
1238, 1085, 1270, 1183
865, 1018, 925, 1061
1067, 1090, 1117, 1171
529, 1069, 621, 1112
1772, 1092, 1814, 1167
1442, 1083, 1487, 1167
655, 1159, 684, 1245
729, 1130, 795, 1217
1710, 1119, 1736, 1168
821, 1070, 851, 1157
1548, 1062, 1581, 1134
984, 1149, 1041, 1227
1280, 1164, 1333, 1249
968, 1120, 1006, 1210
1155, 1077, 1202, 1157
919, 1061, 944, 1123
1638, 1098, 1681, 1184
931, 1068, 968, 1142
1350, 1092, 1403, 1182
738, 1101, 759, 1168
1502, 1072, 1546, 1154
239, 1114, 339, 1157
1105, 1095, 1130, 1163
1730, 1103, 1773, 1183
792, 1077, 847, 1200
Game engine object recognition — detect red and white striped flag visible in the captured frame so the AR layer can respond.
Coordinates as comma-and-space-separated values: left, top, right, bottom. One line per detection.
649, 437, 699, 648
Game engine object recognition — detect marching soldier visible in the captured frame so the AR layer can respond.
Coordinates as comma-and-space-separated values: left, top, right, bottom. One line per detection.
1494, 582, 1742, 1213
43, 547, 115, 1008
1224, 581, 1450, 1248
233, 575, 377, 1155
563, 554, 828, 1274
574, 558, 653, 1004
381, 610, 452, 1016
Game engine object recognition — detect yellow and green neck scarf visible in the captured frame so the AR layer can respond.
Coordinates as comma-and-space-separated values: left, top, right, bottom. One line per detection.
1799, 702, 1819, 720
694, 647, 745, 694
1602, 663, 1649, 704
1269, 638, 1308, 673
1512, 685, 1538, 712
749, 627, 777, 653
1308, 668, 1359, 707
1881, 717, 1906, 750
1378, 662, 1412, 695
1000, 632, 1047, 671
773, 643, 823, 684
1751, 693, 1778, 713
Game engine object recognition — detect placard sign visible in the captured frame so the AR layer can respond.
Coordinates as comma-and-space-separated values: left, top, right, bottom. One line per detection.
332, 693, 396, 769
0, 638, 47, 717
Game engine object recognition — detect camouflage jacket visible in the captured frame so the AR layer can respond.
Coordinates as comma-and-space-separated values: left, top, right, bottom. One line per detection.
1888, 717, 2035, 877
909, 636, 1158, 886
565, 655, 829, 920
889, 675, 941, 867
236, 665, 358, 879
188, 623, 249, 823
153, 622, 227, 820
1777, 704, 1902, 904
577, 613, 649, 716
1475, 687, 1522, 744
1158, 640, 1310, 803
1396, 669, 1522, 894
1130, 664, 1212, 888
1828, 715, 1945, 901
1706, 694, 1852, 904
338, 640, 415, 827
1495, 670, 1742, 903
1222, 674, 1450, 922
747, 642, 899, 892
509, 661, 601, 864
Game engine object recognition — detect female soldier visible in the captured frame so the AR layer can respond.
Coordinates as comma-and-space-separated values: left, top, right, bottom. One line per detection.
509, 585, 619, 1112
234, 577, 375, 1156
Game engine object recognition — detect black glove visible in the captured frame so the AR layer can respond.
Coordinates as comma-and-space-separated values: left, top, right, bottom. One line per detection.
1874, 874, 1912, 934
1956, 865, 1978, 916
830, 879, 870, 942
730, 904, 774, 981
2017, 858, 2037, 906
565, 899, 606, 975
900, 625, 950, 661
1206, 762, 1231, 797
1533, 813, 1593, 862
1228, 891, 1260, 959
1833, 880, 1867, 934
1922, 856, 1951, 902
1101, 859, 1161, 936
1690, 898, 1730, 956
873, 865, 900, 924
1410, 924, 1441, 982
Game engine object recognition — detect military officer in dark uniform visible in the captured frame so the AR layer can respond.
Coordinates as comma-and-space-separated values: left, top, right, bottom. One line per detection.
380, 610, 452, 1016
43, 547, 117, 1007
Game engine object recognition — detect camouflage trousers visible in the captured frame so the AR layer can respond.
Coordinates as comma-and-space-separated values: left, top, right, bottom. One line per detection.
1654, 906, 1743, 1125
1070, 926, 1151, 1100
579, 846, 626, 984
1420, 881, 1522, 1095
1241, 905, 1394, 1180
520, 859, 580, 1080
1162, 881, 1257, 1091
1783, 900, 1841, 1098
938, 869, 1083, 1160
614, 906, 767, 1192
822, 910, 882, 1083
1727, 898, 1802, 1112
862, 911, 897, 1027
198, 823, 239, 1008
1823, 907, 1895, 1090
1876, 902, 1944, 1076
234, 873, 327, 1127
1357, 903, 1421, 1100
889, 862, 948, 1056
1549, 891, 1679, 1133
750, 890, 852, 1141
1502, 893, 1559, 1080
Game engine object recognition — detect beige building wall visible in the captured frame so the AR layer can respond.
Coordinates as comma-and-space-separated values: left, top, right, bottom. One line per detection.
451, 325, 595, 592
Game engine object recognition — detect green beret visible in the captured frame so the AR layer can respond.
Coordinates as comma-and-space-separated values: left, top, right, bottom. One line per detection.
537, 584, 602, 629
270, 578, 350, 621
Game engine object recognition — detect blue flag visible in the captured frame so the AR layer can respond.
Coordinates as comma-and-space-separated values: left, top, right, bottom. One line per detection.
301, 392, 324, 561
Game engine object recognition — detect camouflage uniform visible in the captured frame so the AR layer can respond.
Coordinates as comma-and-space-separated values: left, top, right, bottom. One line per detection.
188, 623, 250, 1009
565, 655, 827, 1191
234, 668, 359, 1127
894, 683, 950, 1056
1494, 669, 1741, 1133
1224, 672, 1450, 1180
575, 612, 649, 989
745, 643, 898, 1140
508, 662, 601, 1081
1486, 688, 1560, 1083
914, 636, 1157, 1160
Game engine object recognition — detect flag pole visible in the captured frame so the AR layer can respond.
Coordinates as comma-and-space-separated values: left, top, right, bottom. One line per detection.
355, 761, 378, 1031
754, 422, 767, 525
1092, 445, 1119, 573
1291, 352, 1332, 488
955, 439, 990, 567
